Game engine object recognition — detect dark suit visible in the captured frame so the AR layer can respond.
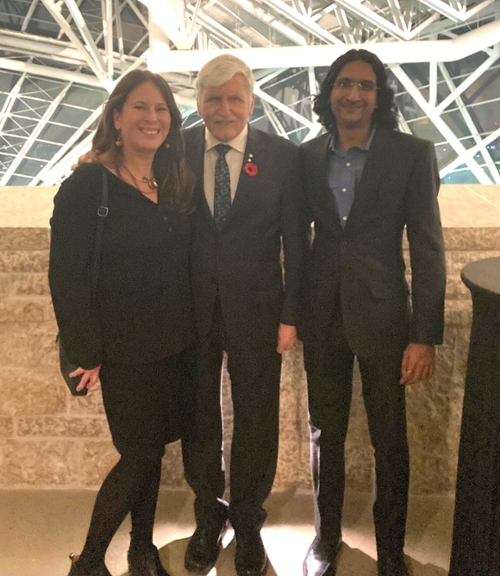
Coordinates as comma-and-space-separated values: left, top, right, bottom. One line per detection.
182, 125, 307, 532
299, 128, 446, 554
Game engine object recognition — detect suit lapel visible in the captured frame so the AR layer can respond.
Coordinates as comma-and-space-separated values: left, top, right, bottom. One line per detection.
344, 127, 393, 232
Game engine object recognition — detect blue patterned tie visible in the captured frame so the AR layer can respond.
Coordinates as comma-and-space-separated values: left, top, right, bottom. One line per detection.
214, 144, 231, 232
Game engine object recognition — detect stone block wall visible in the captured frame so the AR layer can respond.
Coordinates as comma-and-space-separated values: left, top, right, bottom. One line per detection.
0, 185, 499, 495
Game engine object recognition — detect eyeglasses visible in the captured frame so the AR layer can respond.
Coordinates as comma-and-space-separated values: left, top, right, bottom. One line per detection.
333, 78, 378, 92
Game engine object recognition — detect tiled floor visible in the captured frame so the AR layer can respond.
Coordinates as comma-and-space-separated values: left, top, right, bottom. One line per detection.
1, 488, 453, 576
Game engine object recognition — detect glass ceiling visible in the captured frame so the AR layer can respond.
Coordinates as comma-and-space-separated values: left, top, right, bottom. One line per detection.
0, 0, 499, 186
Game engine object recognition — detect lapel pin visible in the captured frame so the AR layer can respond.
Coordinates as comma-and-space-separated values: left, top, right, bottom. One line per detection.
244, 155, 258, 176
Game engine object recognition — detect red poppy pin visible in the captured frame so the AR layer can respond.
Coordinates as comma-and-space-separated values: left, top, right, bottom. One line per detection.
244, 162, 258, 176
243, 154, 258, 176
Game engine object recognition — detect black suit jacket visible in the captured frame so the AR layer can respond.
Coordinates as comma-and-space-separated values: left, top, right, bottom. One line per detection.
49, 164, 195, 368
184, 125, 308, 351
299, 128, 446, 364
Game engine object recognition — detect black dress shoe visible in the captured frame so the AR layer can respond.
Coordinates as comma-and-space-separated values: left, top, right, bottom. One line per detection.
67, 553, 113, 576
377, 552, 409, 576
184, 519, 228, 574
128, 544, 170, 576
235, 531, 269, 576
303, 537, 342, 576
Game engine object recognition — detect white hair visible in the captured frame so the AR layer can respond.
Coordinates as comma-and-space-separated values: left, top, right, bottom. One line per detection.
196, 55, 254, 94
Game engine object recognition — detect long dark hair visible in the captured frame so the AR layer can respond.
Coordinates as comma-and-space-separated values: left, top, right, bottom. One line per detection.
93, 69, 193, 212
313, 49, 399, 133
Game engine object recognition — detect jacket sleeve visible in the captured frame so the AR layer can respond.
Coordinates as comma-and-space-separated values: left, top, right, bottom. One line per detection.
48, 165, 104, 369
280, 144, 310, 326
405, 140, 446, 345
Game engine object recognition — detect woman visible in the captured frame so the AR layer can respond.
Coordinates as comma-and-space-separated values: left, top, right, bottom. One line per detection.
49, 70, 195, 576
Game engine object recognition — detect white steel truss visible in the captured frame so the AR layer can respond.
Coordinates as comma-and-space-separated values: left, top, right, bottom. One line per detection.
0, 0, 498, 185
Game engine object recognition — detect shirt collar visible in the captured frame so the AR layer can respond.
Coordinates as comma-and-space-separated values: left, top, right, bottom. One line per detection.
205, 124, 248, 154
330, 126, 376, 153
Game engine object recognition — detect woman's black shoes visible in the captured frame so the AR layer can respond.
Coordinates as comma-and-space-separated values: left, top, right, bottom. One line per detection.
67, 545, 169, 576
128, 543, 170, 576
67, 553, 112, 576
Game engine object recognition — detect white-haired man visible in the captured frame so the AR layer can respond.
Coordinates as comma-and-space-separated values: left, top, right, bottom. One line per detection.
182, 55, 307, 576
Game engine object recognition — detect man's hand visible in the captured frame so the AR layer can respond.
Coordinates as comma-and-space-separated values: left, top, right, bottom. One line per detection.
70, 365, 101, 392
71, 150, 97, 171
400, 343, 435, 385
277, 323, 297, 354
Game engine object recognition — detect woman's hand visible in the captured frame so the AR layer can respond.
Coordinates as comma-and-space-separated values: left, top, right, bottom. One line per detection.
70, 365, 101, 392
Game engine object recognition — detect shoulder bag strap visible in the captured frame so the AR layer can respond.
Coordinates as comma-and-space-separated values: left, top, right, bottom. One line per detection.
90, 166, 109, 300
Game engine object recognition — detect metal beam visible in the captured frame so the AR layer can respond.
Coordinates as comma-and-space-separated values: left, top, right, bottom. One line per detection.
102, 0, 114, 79
185, 7, 251, 48
261, 100, 288, 138
126, 0, 148, 28
387, 0, 406, 31
114, 0, 125, 64
0, 58, 104, 88
0, 82, 73, 185
0, 30, 91, 65
253, 86, 314, 128
257, 0, 344, 45
140, 0, 196, 49
40, 131, 95, 185
418, 0, 496, 21
330, 0, 408, 39
62, 0, 108, 76
406, 12, 440, 40
416, 0, 463, 22
149, 20, 500, 72
438, 62, 500, 183
21, 0, 40, 32
31, 106, 102, 185
436, 46, 500, 113
0, 74, 26, 134
440, 126, 500, 177
212, 2, 273, 47
390, 64, 492, 184
301, 65, 322, 142
40, 0, 109, 85
0, 28, 140, 71
429, 58, 437, 107
229, 0, 308, 45
333, 7, 355, 44
464, 0, 497, 18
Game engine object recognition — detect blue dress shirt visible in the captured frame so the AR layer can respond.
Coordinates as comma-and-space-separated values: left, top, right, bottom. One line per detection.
327, 129, 375, 228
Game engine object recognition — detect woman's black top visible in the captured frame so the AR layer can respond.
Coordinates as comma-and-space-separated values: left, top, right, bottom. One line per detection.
49, 163, 194, 369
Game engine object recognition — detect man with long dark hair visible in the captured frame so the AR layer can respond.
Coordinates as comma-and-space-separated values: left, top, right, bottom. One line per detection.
299, 49, 446, 576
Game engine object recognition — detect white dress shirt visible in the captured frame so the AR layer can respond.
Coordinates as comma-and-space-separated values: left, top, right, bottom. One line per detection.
203, 125, 248, 215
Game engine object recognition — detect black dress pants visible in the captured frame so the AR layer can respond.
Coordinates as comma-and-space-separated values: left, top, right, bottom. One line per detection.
307, 343, 409, 556
183, 303, 282, 533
